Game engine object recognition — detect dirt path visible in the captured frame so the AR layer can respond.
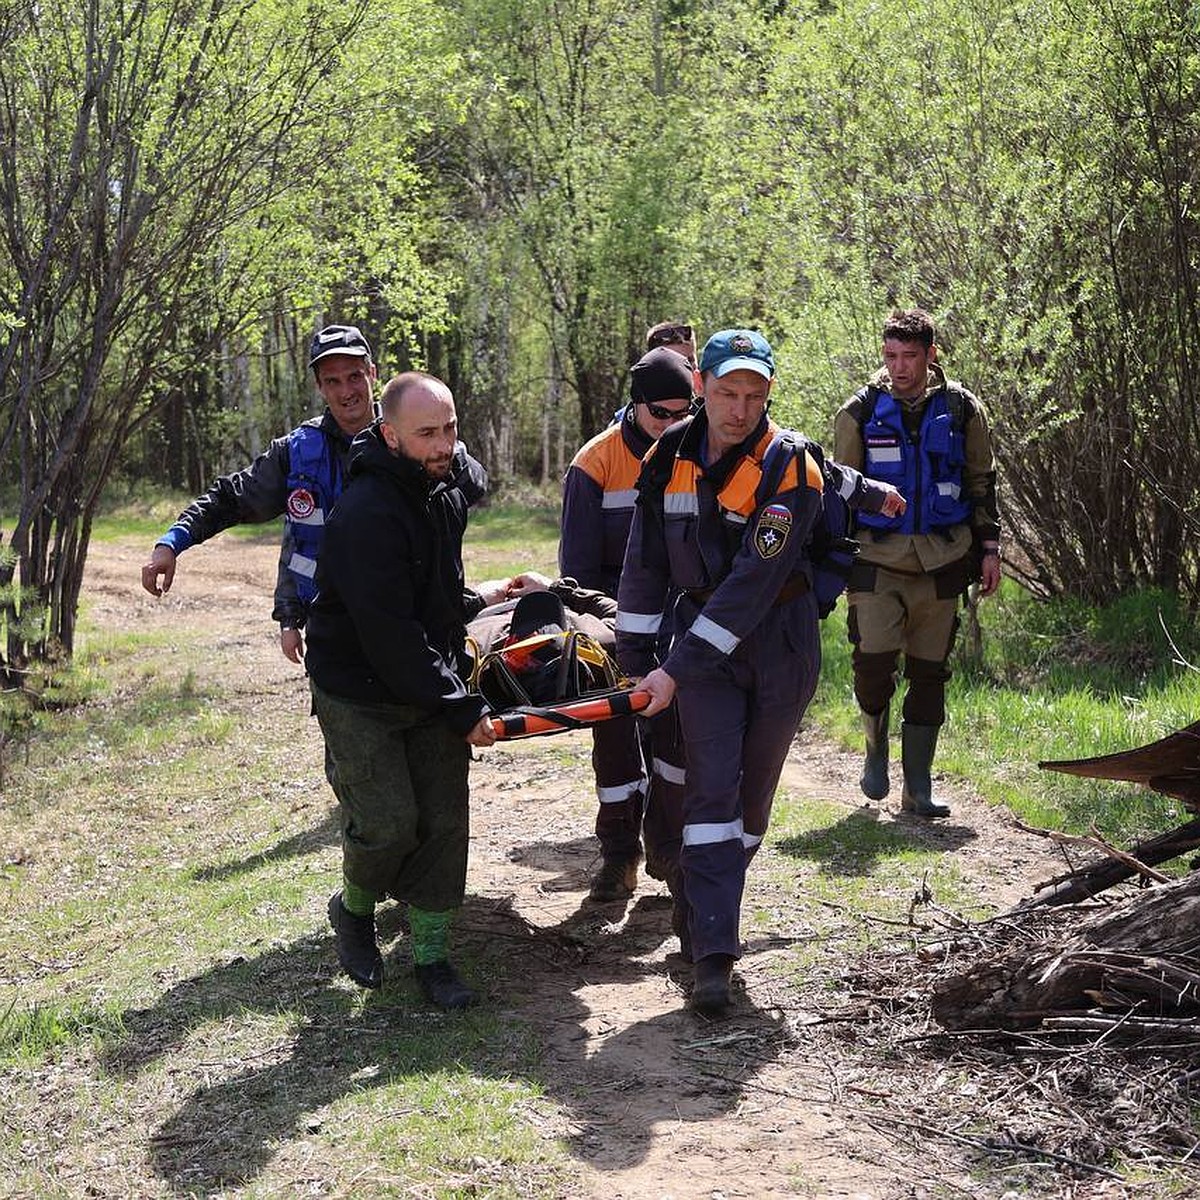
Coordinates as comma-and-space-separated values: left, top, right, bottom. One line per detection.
94, 533, 1076, 1199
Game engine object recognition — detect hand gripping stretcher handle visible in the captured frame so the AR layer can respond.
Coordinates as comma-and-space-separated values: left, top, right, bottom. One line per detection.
490, 689, 652, 741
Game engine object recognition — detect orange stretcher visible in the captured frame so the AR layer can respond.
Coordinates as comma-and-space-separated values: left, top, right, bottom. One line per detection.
490, 688, 652, 740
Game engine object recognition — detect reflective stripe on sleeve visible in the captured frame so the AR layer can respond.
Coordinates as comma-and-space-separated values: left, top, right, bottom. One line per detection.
601, 489, 638, 510
742, 830, 763, 850
616, 609, 662, 634
683, 819, 743, 847
288, 552, 318, 579
664, 492, 699, 515
722, 510, 748, 525
935, 481, 962, 499
690, 613, 740, 655
291, 509, 326, 527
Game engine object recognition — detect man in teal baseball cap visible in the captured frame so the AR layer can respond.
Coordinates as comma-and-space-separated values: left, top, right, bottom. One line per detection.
616, 326, 903, 1016
697, 328, 775, 380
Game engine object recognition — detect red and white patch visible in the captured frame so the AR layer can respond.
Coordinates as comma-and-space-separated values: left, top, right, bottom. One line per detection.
754, 502, 792, 559
286, 487, 317, 521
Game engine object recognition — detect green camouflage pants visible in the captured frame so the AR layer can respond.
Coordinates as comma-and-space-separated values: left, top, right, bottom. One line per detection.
310, 681, 471, 910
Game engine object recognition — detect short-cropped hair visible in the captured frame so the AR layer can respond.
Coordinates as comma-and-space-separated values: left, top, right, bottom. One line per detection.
882, 308, 936, 349
379, 370, 443, 418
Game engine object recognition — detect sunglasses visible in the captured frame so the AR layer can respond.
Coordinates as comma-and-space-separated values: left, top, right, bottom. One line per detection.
647, 324, 694, 348
643, 400, 696, 421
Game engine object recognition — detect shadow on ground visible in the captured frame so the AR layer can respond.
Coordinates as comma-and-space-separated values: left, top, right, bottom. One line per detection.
106, 836, 790, 1196
777, 807, 977, 876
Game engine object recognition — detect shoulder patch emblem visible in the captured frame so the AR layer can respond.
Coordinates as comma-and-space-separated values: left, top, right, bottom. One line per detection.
287, 487, 317, 521
754, 502, 792, 559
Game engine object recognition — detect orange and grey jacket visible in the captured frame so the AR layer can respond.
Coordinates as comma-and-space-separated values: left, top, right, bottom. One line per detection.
560, 415, 655, 597
615, 412, 824, 682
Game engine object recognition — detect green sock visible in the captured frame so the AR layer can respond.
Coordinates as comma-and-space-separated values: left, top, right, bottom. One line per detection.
341, 878, 377, 918
408, 906, 454, 966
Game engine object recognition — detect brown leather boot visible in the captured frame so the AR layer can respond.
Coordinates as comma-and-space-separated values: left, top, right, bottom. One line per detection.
587, 857, 638, 902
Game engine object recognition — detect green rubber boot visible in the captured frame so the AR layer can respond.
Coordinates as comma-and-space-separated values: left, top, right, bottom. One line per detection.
860, 705, 890, 801
900, 722, 950, 818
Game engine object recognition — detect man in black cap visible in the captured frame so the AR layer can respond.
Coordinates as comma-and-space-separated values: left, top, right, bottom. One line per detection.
142, 324, 487, 662
645, 319, 697, 367
559, 346, 695, 903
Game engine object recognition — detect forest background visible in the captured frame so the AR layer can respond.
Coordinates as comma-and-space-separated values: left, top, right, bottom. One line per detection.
4, 4, 1200, 1190
2, 0, 1200, 683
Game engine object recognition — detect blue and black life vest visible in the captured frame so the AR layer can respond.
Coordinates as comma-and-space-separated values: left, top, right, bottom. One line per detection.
855, 386, 971, 534
284, 422, 344, 606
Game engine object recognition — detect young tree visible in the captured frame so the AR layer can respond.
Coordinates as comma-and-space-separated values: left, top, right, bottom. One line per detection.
0, 0, 459, 681
446, 0, 701, 450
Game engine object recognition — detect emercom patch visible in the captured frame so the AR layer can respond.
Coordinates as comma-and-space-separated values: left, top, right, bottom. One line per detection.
754, 502, 792, 559
286, 487, 317, 521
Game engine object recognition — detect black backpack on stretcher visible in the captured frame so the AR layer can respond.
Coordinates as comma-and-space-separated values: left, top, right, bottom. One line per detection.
466, 591, 650, 739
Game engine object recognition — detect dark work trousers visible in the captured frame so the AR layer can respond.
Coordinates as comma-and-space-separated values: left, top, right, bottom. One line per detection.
640, 705, 687, 886
310, 680, 471, 912
591, 713, 647, 864
673, 595, 820, 962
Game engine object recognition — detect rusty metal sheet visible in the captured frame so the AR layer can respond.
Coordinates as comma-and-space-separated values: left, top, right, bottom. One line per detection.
1039, 720, 1200, 808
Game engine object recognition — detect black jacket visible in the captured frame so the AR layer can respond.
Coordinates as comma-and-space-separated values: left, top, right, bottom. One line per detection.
305, 423, 490, 734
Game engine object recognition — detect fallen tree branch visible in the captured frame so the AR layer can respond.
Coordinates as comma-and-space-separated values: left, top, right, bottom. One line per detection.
1014, 817, 1200, 909
1014, 818, 1172, 884
934, 874, 1200, 1029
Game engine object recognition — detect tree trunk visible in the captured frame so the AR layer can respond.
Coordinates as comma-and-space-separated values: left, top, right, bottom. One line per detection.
932, 872, 1200, 1030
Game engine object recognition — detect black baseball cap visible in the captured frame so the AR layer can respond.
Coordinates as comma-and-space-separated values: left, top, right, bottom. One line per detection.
507, 591, 568, 642
308, 325, 373, 371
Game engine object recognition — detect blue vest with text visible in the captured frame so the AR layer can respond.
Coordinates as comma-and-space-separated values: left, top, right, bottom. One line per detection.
856, 389, 971, 534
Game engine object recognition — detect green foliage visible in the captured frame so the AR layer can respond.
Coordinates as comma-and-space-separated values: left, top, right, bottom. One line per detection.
11, 0, 1200, 678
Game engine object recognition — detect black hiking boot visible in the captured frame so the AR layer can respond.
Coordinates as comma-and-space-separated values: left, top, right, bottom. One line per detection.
587, 857, 639, 903
328, 891, 384, 990
690, 954, 735, 1017
414, 960, 477, 1010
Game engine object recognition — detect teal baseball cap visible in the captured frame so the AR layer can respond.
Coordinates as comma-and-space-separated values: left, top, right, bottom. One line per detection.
698, 328, 775, 380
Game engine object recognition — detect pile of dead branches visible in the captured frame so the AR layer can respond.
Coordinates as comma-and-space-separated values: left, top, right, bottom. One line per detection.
932, 871, 1200, 1032
798, 871, 1200, 1191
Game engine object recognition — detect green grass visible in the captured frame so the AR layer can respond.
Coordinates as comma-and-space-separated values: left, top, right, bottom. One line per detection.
810, 579, 1200, 841
6, 496, 1199, 1197
756, 792, 981, 982
0, 518, 580, 1196
85, 488, 1200, 844
0, 997, 126, 1063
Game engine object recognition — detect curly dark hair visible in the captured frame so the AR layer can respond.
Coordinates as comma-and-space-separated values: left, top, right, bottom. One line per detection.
882, 308, 936, 349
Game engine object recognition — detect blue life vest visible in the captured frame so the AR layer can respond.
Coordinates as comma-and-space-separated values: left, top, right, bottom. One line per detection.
856, 388, 971, 534
284, 423, 343, 606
